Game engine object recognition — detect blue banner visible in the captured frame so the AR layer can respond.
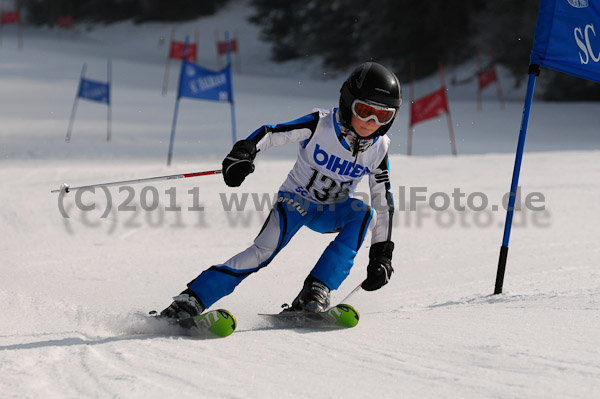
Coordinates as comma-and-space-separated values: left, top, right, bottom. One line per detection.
178, 62, 233, 102
531, 0, 600, 83
78, 78, 110, 104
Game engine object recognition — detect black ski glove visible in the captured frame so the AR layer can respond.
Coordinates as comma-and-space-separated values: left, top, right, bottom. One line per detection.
362, 241, 394, 291
222, 140, 257, 187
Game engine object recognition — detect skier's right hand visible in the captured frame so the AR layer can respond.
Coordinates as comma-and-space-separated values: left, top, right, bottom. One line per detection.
222, 140, 257, 187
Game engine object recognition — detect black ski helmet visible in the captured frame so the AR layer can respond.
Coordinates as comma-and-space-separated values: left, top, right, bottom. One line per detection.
339, 62, 402, 137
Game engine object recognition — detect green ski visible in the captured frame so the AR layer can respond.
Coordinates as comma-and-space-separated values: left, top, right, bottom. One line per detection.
259, 304, 359, 329
151, 309, 237, 338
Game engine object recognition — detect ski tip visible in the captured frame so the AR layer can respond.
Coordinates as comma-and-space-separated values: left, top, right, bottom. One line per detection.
217, 309, 237, 334
196, 309, 237, 338
334, 304, 360, 328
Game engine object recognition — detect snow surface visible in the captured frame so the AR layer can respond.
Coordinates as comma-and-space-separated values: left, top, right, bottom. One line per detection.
1, 1, 600, 398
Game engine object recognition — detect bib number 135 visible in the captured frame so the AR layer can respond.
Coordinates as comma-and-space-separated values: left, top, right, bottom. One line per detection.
303, 168, 352, 202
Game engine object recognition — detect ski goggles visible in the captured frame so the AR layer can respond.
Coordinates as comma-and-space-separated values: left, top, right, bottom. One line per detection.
351, 99, 396, 125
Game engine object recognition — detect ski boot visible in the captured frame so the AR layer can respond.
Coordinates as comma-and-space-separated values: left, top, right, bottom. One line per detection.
159, 289, 206, 320
283, 275, 331, 313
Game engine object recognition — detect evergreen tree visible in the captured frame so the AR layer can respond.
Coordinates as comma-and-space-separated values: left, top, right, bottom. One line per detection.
23, 0, 231, 24
540, 71, 600, 101
249, 0, 484, 81
473, 0, 539, 88
248, 0, 307, 61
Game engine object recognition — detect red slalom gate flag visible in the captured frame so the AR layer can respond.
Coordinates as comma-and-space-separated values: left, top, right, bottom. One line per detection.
410, 88, 449, 126
1, 11, 20, 24
217, 39, 238, 55
479, 66, 498, 89
57, 15, 73, 27
169, 41, 197, 62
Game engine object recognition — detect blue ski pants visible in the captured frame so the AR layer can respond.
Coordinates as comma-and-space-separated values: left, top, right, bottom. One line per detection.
188, 191, 373, 308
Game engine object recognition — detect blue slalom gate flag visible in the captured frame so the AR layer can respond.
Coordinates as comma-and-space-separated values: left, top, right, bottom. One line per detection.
177, 61, 233, 102
530, 0, 600, 83
494, 0, 600, 295
78, 78, 110, 104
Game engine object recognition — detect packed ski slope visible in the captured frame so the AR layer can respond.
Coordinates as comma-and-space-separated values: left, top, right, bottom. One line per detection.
1, 1, 600, 398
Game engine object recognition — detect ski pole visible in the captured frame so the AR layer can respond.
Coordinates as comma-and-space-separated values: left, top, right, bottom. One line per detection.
338, 283, 363, 305
51, 169, 222, 193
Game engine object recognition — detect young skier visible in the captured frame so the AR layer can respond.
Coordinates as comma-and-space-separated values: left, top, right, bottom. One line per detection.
160, 62, 401, 318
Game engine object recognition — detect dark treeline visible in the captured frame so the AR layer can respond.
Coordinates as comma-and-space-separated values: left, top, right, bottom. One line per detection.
24, 0, 232, 24
21, 0, 600, 100
248, 0, 599, 101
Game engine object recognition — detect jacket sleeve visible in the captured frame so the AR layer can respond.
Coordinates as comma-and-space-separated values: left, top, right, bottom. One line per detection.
368, 153, 394, 244
247, 112, 320, 153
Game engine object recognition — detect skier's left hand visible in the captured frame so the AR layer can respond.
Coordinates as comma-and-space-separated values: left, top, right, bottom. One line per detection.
362, 241, 394, 291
